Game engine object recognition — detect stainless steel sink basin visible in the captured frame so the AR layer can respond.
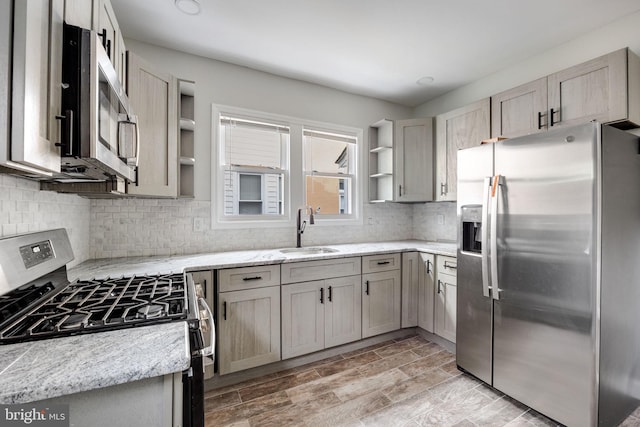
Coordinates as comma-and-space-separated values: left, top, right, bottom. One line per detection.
279, 247, 338, 256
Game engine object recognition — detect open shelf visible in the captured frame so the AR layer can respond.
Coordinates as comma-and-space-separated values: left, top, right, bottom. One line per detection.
178, 80, 196, 198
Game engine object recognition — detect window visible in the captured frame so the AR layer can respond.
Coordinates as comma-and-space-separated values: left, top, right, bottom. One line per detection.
219, 116, 288, 217
213, 105, 361, 228
303, 129, 357, 217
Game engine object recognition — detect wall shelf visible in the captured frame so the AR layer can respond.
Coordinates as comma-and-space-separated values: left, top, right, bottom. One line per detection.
178, 80, 195, 198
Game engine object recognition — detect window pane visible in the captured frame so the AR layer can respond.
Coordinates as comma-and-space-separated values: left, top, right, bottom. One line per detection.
221, 117, 288, 169
304, 135, 353, 174
239, 174, 261, 201
306, 176, 351, 215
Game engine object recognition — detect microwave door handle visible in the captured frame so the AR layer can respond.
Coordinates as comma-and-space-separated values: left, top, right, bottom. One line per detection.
490, 175, 503, 301
198, 297, 216, 359
481, 176, 491, 298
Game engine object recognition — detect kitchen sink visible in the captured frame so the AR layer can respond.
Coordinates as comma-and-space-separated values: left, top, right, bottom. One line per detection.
279, 247, 339, 256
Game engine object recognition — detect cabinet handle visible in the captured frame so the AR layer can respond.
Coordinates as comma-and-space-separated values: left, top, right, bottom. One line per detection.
328, 286, 332, 302
223, 301, 227, 320
550, 108, 557, 127
399, 185, 402, 197
444, 261, 457, 270
440, 182, 447, 196
98, 28, 108, 50
376, 261, 390, 265
106, 38, 112, 60
320, 287, 324, 304
242, 276, 263, 281
437, 280, 442, 294
365, 280, 370, 295
426, 260, 432, 274
537, 111, 543, 130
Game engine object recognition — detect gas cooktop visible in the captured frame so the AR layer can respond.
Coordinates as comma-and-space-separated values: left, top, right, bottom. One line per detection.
0, 273, 188, 344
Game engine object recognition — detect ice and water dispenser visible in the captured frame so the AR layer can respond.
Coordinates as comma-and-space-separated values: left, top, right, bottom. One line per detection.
461, 205, 483, 254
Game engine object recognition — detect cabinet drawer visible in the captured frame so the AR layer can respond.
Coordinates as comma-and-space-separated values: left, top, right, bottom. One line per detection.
362, 253, 401, 274
218, 265, 280, 292
436, 256, 457, 277
281, 257, 361, 284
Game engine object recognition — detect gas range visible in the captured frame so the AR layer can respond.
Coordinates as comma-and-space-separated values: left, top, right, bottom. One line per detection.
0, 229, 211, 427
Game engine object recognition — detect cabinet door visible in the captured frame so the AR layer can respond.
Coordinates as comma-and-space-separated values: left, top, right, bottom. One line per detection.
401, 252, 419, 328
126, 52, 178, 197
63, 0, 93, 29
491, 78, 548, 138
218, 287, 281, 375
394, 118, 433, 202
435, 98, 490, 201
435, 273, 457, 343
9, 0, 64, 174
362, 270, 401, 338
281, 281, 325, 359
548, 48, 628, 128
418, 253, 435, 332
325, 275, 362, 348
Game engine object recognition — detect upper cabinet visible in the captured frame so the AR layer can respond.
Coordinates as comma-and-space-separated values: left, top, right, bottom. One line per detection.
435, 98, 490, 201
64, 0, 126, 86
492, 48, 640, 139
369, 117, 433, 203
3, 0, 64, 175
547, 48, 640, 129
126, 51, 178, 197
491, 78, 547, 139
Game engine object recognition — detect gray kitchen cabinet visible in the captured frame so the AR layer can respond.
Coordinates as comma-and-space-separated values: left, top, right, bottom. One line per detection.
491, 77, 548, 138
368, 118, 433, 203
492, 48, 640, 138
401, 252, 420, 328
281, 275, 361, 359
434, 255, 457, 343
362, 254, 401, 338
217, 266, 281, 375
435, 98, 490, 201
547, 48, 640, 129
3, 0, 64, 175
126, 51, 178, 197
417, 252, 435, 333
64, 0, 127, 86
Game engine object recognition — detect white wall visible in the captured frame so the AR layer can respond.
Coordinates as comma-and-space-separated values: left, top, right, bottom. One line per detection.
90, 41, 415, 257
125, 39, 412, 200
414, 9, 640, 117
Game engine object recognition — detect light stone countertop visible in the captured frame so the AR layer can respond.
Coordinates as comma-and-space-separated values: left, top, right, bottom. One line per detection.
68, 240, 457, 281
0, 240, 455, 405
0, 322, 190, 404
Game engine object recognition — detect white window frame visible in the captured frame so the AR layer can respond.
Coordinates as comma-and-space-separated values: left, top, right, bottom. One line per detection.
303, 127, 358, 220
212, 104, 363, 229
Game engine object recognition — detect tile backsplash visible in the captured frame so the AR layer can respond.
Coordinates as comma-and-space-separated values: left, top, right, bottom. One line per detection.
0, 175, 457, 262
0, 176, 90, 266
413, 201, 457, 242
89, 199, 415, 259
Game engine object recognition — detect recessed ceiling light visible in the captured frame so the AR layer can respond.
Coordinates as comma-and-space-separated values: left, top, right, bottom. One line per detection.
175, 0, 201, 15
416, 76, 435, 85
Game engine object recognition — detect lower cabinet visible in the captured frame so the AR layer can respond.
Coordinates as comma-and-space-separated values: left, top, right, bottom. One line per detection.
434, 255, 457, 343
401, 252, 420, 328
417, 253, 435, 333
362, 269, 401, 338
217, 285, 281, 375
281, 275, 361, 359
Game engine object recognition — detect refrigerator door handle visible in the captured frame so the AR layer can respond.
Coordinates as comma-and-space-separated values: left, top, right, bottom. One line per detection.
481, 176, 492, 298
491, 174, 503, 300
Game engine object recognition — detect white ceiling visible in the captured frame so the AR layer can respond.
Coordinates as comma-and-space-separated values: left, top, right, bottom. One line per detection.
111, 0, 640, 107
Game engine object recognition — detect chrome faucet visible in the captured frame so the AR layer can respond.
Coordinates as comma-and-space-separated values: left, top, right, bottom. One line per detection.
296, 206, 319, 248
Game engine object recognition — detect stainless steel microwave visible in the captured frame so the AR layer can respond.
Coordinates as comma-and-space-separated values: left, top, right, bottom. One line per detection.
60, 23, 138, 183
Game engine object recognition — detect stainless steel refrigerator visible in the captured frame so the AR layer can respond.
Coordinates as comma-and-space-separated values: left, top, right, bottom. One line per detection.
456, 122, 640, 427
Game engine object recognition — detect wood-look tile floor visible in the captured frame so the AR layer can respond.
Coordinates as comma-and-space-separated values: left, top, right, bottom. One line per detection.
204, 335, 640, 426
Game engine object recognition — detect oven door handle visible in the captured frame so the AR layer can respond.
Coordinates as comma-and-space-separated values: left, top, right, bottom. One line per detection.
198, 297, 215, 359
